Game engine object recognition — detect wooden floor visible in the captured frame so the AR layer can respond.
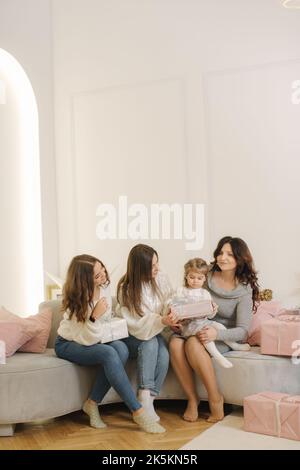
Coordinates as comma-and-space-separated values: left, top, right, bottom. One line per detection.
0, 400, 217, 450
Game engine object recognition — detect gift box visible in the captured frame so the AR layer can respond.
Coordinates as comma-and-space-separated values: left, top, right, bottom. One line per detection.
170, 299, 213, 320
248, 300, 282, 346
99, 318, 128, 344
0, 340, 5, 364
261, 311, 300, 356
244, 391, 300, 441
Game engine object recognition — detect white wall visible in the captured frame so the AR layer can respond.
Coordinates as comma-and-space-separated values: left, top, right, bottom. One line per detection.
0, 0, 59, 310
52, 0, 300, 303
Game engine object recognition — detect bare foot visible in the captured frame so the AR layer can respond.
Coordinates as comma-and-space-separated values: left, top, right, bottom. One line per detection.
183, 399, 199, 422
207, 396, 224, 423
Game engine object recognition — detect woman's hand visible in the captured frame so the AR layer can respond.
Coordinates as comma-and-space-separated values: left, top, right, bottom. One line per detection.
92, 298, 108, 320
170, 324, 182, 334
197, 326, 218, 344
162, 310, 181, 328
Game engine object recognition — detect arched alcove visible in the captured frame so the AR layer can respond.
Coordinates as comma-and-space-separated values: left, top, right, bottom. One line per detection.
0, 48, 44, 315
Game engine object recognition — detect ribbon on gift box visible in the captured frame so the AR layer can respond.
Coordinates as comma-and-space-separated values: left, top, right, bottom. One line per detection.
260, 392, 300, 437
283, 395, 300, 404
278, 311, 300, 322
260, 393, 286, 437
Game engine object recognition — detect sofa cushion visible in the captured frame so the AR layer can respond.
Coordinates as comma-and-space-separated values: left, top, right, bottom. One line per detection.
0, 322, 28, 357
19, 308, 52, 353
0, 306, 52, 354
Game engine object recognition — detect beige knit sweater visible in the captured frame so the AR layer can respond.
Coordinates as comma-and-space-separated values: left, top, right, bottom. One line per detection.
57, 285, 112, 346
115, 272, 173, 341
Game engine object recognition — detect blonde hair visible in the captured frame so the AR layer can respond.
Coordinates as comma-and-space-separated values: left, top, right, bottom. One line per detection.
183, 258, 209, 288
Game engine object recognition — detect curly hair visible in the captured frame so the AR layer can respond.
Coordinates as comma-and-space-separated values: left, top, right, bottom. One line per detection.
62, 254, 110, 322
211, 236, 260, 312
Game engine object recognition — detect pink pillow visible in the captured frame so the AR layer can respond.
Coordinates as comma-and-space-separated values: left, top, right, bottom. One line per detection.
0, 306, 52, 354
248, 301, 282, 346
0, 322, 28, 357
19, 308, 52, 353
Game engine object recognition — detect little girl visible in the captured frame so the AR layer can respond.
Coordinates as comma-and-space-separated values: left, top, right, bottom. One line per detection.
55, 254, 165, 434
169, 258, 250, 368
116, 244, 178, 422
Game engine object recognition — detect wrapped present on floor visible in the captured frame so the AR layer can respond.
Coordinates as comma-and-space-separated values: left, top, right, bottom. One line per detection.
244, 391, 300, 441
99, 318, 128, 344
170, 298, 213, 320
261, 310, 300, 356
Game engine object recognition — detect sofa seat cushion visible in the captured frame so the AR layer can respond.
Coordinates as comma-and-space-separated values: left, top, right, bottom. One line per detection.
213, 346, 300, 406
1, 345, 299, 427
1, 349, 66, 373
0, 349, 97, 424
223, 346, 290, 361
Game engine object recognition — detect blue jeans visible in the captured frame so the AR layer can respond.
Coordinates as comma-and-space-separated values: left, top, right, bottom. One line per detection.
55, 336, 141, 412
123, 334, 169, 396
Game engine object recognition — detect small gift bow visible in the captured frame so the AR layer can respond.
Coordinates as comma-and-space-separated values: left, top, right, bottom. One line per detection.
283, 395, 300, 404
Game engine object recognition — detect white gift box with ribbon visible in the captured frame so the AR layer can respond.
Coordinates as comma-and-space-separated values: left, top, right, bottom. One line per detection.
0, 340, 6, 364
99, 318, 128, 344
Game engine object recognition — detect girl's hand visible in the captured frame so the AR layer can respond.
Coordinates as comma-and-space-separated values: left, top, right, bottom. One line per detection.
212, 302, 218, 315
197, 326, 217, 344
92, 298, 108, 319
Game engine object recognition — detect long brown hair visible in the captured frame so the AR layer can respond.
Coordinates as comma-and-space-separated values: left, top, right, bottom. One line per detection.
117, 244, 162, 316
62, 254, 110, 322
211, 236, 259, 312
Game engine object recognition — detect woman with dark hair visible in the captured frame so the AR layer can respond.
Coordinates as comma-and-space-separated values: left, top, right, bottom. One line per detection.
116, 244, 178, 422
169, 236, 259, 424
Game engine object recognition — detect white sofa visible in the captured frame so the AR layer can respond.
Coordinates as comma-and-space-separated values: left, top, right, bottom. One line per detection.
0, 299, 299, 436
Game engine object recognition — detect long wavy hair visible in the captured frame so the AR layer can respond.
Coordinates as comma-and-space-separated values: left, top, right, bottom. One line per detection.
211, 236, 259, 312
117, 244, 162, 316
62, 254, 110, 322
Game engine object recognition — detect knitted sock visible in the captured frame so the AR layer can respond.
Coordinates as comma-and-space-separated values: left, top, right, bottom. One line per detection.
226, 342, 251, 351
83, 400, 107, 429
133, 410, 166, 434
138, 389, 160, 422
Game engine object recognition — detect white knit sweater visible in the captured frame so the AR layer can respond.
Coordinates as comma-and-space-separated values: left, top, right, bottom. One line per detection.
57, 285, 112, 346
115, 272, 173, 341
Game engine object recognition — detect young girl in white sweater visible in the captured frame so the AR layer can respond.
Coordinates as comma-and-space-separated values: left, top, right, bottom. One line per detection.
55, 254, 165, 433
116, 244, 178, 422
169, 258, 250, 369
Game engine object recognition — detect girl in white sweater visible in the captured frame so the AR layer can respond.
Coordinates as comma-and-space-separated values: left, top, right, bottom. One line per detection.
55, 254, 165, 433
116, 244, 178, 421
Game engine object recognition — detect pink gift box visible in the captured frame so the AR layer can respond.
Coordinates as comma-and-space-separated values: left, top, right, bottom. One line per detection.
244, 392, 300, 441
248, 300, 282, 346
261, 312, 300, 356
170, 300, 213, 320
